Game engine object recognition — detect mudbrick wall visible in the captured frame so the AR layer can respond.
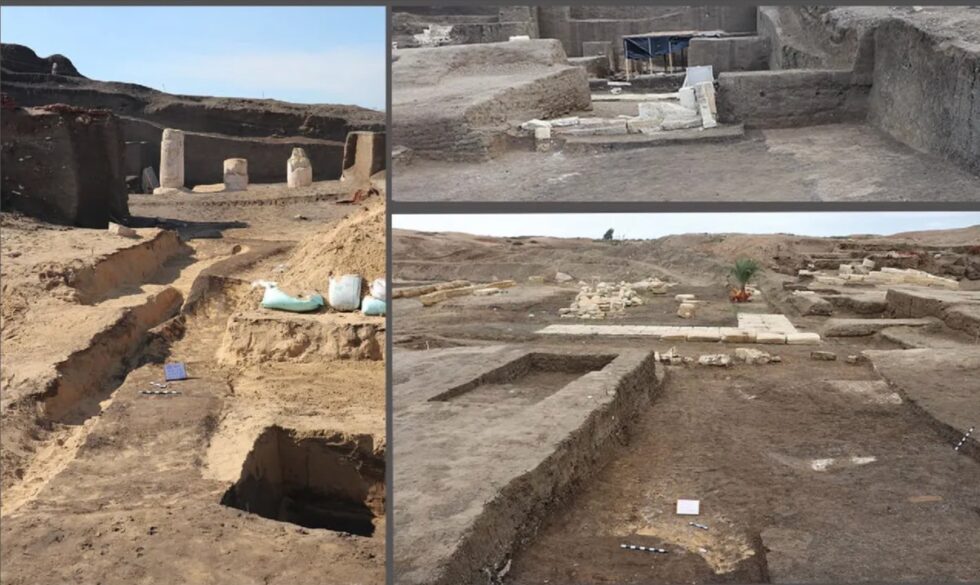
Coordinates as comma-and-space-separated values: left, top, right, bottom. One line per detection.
394, 6, 757, 57
717, 69, 870, 127
868, 18, 980, 176
753, 7, 979, 176
538, 6, 758, 58
688, 36, 771, 73
1, 106, 129, 227
434, 351, 663, 585
392, 7, 539, 48
757, 6, 878, 82
1, 43, 384, 186
392, 40, 590, 162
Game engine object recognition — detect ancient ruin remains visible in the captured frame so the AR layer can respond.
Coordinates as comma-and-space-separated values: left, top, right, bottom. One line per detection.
392, 223, 980, 584
1, 36, 387, 585
392, 6, 980, 201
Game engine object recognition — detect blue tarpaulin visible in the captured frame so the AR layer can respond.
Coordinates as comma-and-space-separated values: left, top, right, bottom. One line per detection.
623, 36, 691, 60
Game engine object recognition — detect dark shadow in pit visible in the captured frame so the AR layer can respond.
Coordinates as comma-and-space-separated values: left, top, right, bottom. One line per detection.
221, 426, 385, 537
129, 216, 248, 239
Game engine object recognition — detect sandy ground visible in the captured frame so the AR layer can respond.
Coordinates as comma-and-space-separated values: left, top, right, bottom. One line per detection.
0, 180, 386, 585
393, 124, 980, 201
392, 227, 980, 584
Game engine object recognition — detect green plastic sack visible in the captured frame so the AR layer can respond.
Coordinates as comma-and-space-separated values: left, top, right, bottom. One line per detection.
361, 295, 386, 316
260, 284, 325, 313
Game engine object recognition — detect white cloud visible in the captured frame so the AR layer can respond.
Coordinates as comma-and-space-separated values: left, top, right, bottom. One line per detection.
138, 47, 385, 108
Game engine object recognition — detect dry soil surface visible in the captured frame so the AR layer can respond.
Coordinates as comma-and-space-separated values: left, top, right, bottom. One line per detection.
393, 124, 980, 202
1, 182, 386, 585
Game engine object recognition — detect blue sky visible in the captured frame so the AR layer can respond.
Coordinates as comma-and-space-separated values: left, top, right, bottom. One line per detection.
0, 6, 385, 109
393, 213, 980, 239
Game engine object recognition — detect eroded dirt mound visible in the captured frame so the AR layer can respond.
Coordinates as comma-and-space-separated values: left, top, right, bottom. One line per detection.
395, 226, 980, 288
281, 197, 385, 292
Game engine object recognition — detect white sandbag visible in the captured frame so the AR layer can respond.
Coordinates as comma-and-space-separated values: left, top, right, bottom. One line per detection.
370, 278, 387, 301
328, 275, 362, 311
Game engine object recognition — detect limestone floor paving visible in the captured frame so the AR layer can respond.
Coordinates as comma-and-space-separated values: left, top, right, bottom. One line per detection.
537, 313, 821, 345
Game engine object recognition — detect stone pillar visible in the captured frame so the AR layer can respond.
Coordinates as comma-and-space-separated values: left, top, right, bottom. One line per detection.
158, 129, 185, 189
341, 132, 385, 184
287, 147, 313, 188
223, 158, 248, 191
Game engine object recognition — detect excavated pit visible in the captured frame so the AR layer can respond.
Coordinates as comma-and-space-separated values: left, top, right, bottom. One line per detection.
432, 352, 615, 404
221, 426, 385, 536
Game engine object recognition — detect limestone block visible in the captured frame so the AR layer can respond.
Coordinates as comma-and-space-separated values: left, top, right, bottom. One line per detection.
223, 158, 248, 191
695, 81, 718, 129
687, 330, 721, 342
675, 294, 696, 301
787, 332, 821, 345
810, 351, 837, 361
789, 291, 833, 316
698, 354, 731, 367
555, 272, 573, 283
521, 119, 551, 130
721, 329, 755, 343
107, 222, 138, 238
677, 302, 697, 319
159, 128, 185, 188
735, 347, 771, 364
678, 86, 697, 110
756, 332, 787, 344
287, 147, 313, 188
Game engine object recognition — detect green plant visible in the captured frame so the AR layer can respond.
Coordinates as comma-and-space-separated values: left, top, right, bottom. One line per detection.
730, 258, 760, 294
602, 228, 614, 241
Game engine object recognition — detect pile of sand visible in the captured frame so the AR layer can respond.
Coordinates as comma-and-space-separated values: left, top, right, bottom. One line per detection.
281, 197, 385, 293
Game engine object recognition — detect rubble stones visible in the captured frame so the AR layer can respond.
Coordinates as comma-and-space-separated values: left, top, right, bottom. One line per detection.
825, 265, 960, 290
677, 302, 697, 319
562, 281, 644, 319
632, 277, 675, 294
698, 354, 732, 367
789, 290, 833, 316
735, 347, 772, 364
107, 222, 138, 238
811, 351, 838, 361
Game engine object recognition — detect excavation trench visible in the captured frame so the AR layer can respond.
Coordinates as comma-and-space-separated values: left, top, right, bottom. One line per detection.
221, 426, 385, 537
40, 287, 184, 423
51, 230, 188, 305
501, 358, 980, 584
432, 352, 616, 404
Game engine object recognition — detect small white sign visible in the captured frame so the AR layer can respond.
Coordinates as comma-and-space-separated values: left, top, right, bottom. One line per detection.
676, 499, 700, 515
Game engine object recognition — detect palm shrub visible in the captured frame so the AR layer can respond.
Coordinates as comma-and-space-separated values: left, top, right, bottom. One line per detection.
730, 258, 760, 295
